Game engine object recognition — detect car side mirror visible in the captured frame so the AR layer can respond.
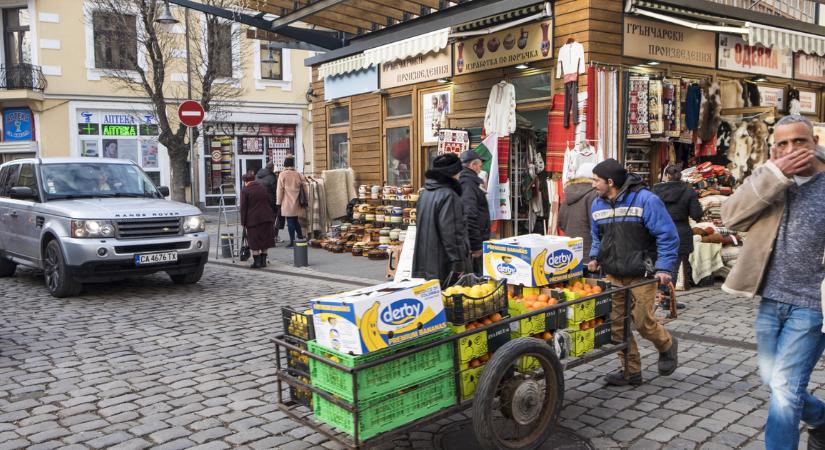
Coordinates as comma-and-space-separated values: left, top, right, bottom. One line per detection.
157, 186, 170, 197
9, 186, 36, 200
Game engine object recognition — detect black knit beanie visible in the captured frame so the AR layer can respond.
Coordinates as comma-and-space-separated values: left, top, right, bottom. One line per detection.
283, 156, 295, 168
592, 158, 627, 187
429, 153, 462, 177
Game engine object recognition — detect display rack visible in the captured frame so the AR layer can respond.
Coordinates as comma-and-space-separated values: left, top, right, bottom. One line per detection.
624, 144, 652, 185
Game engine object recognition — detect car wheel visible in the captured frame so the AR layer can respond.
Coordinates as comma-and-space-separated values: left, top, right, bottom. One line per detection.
0, 256, 17, 277
169, 263, 205, 285
44, 240, 82, 298
0, 254, 16, 277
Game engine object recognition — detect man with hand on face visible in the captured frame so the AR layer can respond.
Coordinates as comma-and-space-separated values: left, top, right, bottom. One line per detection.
459, 149, 491, 275
721, 115, 825, 450
588, 158, 680, 386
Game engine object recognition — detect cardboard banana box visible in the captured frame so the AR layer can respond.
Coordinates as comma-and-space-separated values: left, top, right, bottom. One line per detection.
310, 279, 448, 356
483, 234, 584, 287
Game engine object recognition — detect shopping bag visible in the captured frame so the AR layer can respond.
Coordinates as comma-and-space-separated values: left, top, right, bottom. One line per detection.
298, 183, 309, 208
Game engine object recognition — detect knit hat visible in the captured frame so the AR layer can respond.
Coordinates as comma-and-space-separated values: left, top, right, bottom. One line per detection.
429, 153, 462, 177
592, 158, 627, 187
283, 156, 295, 168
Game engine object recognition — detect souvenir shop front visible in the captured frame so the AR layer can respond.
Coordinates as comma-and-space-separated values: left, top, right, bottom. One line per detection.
200, 122, 298, 207
310, 8, 575, 240
581, 8, 825, 287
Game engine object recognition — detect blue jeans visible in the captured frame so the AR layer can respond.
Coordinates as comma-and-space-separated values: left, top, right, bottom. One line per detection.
755, 298, 825, 450
286, 216, 303, 242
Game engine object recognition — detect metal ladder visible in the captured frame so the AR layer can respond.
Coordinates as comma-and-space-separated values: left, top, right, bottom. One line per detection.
214, 183, 241, 262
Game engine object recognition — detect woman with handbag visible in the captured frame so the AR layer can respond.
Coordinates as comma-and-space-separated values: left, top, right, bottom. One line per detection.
276, 156, 307, 248
240, 173, 275, 268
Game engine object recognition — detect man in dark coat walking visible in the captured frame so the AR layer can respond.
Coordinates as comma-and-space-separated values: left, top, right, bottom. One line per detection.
256, 163, 281, 246
412, 153, 472, 286
459, 150, 491, 275
652, 165, 703, 296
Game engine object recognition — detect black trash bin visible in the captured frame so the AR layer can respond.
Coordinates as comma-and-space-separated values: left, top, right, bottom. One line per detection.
294, 239, 309, 267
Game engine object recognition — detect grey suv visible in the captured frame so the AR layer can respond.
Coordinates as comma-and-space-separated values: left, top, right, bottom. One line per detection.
0, 158, 209, 297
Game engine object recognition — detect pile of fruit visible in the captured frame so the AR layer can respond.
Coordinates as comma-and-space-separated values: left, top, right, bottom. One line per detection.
442, 279, 500, 302
509, 292, 559, 311
286, 309, 314, 341
464, 312, 504, 330
556, 279, 603, 298
531, 331, 553, 340
576, 317, 605, 331
467, 352, 491, 368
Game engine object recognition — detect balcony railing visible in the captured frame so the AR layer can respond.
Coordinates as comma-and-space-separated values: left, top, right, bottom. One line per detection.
706, 0, 817, 23
0, 63, 47, 92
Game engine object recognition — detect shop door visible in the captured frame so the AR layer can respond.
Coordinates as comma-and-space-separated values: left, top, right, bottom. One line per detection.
238, 156, 265, 186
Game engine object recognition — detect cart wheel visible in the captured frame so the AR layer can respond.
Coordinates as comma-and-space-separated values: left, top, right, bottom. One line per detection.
472, 337, 564, 450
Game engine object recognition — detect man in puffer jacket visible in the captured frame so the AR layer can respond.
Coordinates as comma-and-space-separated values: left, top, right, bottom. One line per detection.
588, 159, 680, 386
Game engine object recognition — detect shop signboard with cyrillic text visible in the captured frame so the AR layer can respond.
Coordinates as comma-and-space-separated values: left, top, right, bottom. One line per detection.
623, 16, 716, 68
453, 19, 553, 75
380, 48, 452, 89
718, 34, 792, 78
794, 52, 825, 83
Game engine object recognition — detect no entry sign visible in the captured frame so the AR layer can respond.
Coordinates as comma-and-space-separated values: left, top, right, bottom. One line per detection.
178, 100, 204, 127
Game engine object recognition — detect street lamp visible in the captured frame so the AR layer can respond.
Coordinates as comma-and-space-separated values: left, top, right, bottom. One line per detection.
156, 1, 178, 25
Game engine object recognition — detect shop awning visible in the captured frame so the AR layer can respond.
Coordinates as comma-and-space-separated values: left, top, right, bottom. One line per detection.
317, 53, 370, 79
747, 22, 825, 56
363, 28, 450, 67
628, 4, 749, 34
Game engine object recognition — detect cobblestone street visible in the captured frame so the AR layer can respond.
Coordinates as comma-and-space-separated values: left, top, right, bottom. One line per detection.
1, 263, 822, 449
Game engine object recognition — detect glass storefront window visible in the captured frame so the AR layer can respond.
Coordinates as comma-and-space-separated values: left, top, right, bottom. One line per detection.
329, 106, 349, 126
386, 95, 412, 118
511, 72, 553, 103
75, 110, 162, 186
329, 133, 348, 169
386, 126, 411, 186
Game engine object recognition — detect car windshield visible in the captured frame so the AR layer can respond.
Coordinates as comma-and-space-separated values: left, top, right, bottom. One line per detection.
40, 163, 160, 199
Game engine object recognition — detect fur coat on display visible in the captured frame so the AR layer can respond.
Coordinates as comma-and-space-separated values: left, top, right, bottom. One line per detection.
747, 119, 770, 170
699, 82, 722, 142
728, 122, 752, 182
719, 80, 744, 109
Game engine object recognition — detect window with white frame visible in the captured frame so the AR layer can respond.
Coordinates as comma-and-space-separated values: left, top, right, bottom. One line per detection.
259, 42, 282, 80
92, 12, 137, 70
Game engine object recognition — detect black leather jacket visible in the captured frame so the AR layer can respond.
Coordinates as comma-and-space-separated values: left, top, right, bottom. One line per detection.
459, 167, 490, 252
412, 172, 472, 285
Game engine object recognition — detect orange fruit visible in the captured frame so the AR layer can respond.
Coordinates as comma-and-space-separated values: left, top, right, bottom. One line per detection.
592, 286, 602, 293
547, 298, 558, 306
542, 331, 553, 340
466, 323, 476, 330
537, 294, 549, 303
469, 359, 481, 368
479, 353, 491, 363
535, 301, 548, 309
490, 313, 503, 322
481, 318, 492, 326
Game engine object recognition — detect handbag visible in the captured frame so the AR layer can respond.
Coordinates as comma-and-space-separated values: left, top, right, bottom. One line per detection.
298, 182, 309, 208
239, 229, 251, 262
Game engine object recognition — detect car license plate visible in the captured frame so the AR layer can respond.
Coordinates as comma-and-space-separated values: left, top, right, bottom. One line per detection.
135, 251, 178, 266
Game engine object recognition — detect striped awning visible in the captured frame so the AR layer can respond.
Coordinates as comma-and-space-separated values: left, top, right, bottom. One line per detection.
747, 22, 825, 56
363, 28, 450, 67
317, 53, 370, 79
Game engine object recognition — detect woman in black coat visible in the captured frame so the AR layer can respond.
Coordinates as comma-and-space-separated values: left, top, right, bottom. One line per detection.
240, 173, 275, 268
652, 165, 703, 291
412, 153, 472, 286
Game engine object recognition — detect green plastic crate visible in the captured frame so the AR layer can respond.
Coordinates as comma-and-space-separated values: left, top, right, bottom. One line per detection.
313, 374, 456, 441
308, 329, 453, 403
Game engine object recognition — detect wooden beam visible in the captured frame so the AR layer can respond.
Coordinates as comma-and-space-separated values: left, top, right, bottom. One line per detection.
257, 0, 361, 34
345, 0, 407, 21
404, 0, 442, 9
325, 3, 389, 27
367, 0, 425, 16
269, 0, 347, 28
264, 0, 377, 33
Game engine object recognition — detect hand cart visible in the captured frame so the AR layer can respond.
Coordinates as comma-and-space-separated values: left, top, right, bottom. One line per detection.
273, 278, 657, 450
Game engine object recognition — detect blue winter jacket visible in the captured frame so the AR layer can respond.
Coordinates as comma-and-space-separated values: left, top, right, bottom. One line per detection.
590, 174, 679, 277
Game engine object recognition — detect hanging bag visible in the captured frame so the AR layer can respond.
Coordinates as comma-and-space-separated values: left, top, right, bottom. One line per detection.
298, 181, 309, 208
239, 228, 251, 262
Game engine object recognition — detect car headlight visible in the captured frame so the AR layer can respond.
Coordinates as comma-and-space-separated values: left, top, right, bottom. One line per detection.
182, 215, 206, 233
71, 220, 115, 238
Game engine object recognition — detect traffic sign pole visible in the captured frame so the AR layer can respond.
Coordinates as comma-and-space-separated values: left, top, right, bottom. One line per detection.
178, 101, 205, 207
